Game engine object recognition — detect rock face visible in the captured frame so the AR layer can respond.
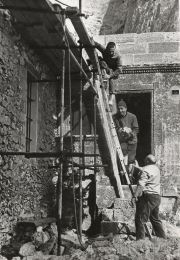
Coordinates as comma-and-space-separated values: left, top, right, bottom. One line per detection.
56, 0, 179, 35
123, 0, 179, 34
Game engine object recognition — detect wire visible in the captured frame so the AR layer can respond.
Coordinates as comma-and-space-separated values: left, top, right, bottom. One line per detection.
53, 0, 71, 7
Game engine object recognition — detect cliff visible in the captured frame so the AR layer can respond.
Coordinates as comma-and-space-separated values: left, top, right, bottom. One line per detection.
55, 0, 180, 35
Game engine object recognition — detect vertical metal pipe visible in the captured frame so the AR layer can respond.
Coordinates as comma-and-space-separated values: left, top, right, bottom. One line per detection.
79, 0, 82, 13
57, 13, 65, 256
79, 43, 83, 239
93, 75, 97, 222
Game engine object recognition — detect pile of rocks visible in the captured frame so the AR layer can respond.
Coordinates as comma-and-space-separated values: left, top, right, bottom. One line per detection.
0, 218, 86, 260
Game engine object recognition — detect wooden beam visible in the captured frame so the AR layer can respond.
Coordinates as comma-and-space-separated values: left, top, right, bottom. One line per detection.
70, 13, 99, 69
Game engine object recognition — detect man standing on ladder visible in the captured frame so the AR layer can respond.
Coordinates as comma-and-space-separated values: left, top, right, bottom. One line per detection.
113, 99, 139, 173
94, 41, 122, 106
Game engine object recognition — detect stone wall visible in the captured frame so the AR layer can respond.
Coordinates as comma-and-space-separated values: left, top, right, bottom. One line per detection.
95, 32, 180, 193
0, 10, 57, 246
94, 32, 180, 65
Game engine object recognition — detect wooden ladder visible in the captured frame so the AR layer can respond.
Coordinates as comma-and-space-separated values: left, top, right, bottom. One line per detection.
69, 9, 152, 238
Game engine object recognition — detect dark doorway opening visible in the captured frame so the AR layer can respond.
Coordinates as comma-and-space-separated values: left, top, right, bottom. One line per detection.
116, 92, 152, 166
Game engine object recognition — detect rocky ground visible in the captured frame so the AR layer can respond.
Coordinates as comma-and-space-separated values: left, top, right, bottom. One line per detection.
0, 220, 180, 260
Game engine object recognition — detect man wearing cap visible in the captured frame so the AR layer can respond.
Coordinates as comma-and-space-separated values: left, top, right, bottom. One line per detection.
113, 99, 139, 166
94, 41, 122, 105
133, 154, 166, 240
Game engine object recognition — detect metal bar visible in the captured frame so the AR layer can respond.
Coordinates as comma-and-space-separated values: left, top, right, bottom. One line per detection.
93, 75, 98, 222
79, 0, 82, 13
30, 44, 95, 50
0, 5, 60, 14
57, 13, 65, 253
79, 42, 83, 239
49, 163, 108, 169
0, 151, 99, 158
29, 79, 60, 83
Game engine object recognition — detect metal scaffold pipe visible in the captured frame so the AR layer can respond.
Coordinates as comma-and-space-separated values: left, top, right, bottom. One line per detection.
57, 12, 65, 257
79, 42, 83, 240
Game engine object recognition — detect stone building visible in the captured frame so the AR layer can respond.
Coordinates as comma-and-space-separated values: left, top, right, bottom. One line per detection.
0, 0, 180, 254
0, 0, 90, 247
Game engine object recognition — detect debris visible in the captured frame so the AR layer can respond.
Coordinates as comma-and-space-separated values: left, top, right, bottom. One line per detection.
19, 242, 36, 257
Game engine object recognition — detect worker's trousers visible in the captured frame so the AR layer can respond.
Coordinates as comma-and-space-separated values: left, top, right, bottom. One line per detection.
121, 142, 137, 164
135, 193, 166, 240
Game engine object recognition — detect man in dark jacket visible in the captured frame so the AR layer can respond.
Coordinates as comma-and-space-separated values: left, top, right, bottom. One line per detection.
95, 41, 122, 104
113, 99, 139, 165
133, 154, 166, 240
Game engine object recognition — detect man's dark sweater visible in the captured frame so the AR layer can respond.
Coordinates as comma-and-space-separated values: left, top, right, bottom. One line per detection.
113, 111, 139, 144
95, 42, 122, 78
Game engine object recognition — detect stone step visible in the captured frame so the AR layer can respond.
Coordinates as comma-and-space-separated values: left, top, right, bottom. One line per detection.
101, 199, 135, 223
96, 185, 137, 208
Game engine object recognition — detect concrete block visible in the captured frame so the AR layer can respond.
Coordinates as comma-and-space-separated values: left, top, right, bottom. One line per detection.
117, 42, 147, 54
94, 34, 136, 44
101, 209, 114, 221
96, 185, 116, 208
164, 32, 180, 42
149, 42, 179, 53
136, 32, 165, 42
114, 208, 135, 223
107, 34, 136, 43
121, 54, 134, 65
121, 185, 137, 199
163, 53, 180, 64
113, 199, 135, 223
134, 53, 163, 65
160, 197, 176, 214
100, 176, 111, 186
161, 186, 178, 197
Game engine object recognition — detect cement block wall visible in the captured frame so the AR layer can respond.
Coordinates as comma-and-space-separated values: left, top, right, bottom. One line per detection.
0, 10, 57, 246
94, 32, 180, 195
95, 32, 180, 65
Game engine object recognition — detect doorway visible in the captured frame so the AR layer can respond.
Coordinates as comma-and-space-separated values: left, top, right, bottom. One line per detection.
116, 91, 153, 166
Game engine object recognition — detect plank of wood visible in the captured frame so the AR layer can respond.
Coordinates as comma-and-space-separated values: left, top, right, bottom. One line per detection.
70, 14, 99, 69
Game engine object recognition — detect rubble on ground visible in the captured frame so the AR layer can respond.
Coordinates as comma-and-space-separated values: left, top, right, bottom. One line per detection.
0, 217, 180, 260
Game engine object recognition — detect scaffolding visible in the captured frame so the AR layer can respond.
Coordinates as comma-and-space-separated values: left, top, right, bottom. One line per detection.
0, 0, 157, 254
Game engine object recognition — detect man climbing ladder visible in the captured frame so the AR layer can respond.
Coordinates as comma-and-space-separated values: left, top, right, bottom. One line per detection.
94, 40, 122, 107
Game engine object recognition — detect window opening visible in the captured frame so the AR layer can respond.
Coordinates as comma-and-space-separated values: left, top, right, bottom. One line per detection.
26, 73, 38, 152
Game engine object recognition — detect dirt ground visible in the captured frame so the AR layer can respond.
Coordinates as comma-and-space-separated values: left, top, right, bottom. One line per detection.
66, 221, 180, 260
67, 236, 180, 260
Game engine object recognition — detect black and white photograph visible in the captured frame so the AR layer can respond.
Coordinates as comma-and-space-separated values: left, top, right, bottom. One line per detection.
0, 0, 179, 259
